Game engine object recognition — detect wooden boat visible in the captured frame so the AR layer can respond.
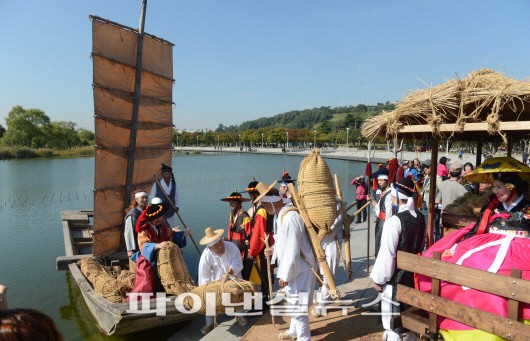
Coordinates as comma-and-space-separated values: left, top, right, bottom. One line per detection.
56, 2, 196, 335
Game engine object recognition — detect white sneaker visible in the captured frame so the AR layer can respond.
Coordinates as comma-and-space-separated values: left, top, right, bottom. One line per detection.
311, 307, 323, 317
278, 331, 297, 340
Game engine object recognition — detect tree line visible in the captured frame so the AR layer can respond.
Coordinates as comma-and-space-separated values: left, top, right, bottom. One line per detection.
0, 106, 94, 148
0, 102, 395, 149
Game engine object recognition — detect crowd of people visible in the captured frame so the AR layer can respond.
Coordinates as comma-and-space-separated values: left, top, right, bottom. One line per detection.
348, 155, 530, 340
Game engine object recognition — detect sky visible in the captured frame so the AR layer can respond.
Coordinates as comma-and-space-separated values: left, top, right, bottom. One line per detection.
1, 0, 530, 131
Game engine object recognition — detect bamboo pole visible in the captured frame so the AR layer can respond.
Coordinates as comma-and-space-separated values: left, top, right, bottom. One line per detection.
427, 141, 439, 247
334, 174, 352, 280
152, 176, 201, 255
287, 183, 340, 300
262, 233, 275, 327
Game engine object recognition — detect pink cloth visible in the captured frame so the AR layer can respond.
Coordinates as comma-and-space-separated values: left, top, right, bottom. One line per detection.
419, 225, 530, 331
437, 163, 449, 177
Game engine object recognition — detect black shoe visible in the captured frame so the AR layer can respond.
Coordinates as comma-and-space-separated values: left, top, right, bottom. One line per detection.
355, 220, 362, 223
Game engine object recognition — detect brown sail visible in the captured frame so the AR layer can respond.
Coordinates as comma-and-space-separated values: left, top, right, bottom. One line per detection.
90, 16, 174, 257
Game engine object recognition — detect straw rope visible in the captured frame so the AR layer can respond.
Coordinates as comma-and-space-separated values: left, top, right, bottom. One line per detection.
184, 274, 258, 314
297, 149, 337, 232
80, 258, 123, 303
158, 243, 196, 295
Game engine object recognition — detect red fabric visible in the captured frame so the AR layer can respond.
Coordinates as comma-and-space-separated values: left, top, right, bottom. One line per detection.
396, 166, 405, 181
248, 207, 274, 257
388, 158, 399, 183
365, 162, 372, 178
138, 221, 170, 243
476, 196, 500, 235
135, 206, 149, 233
128, 255, 155, 297
378, 212, 386, 220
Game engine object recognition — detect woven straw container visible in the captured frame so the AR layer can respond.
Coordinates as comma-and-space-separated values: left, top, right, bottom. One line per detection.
184, 275, 258, 314
298, 149, 337, 232
93, 270, 123, 303
80, 258, 101, 284
158, 243, 196, 295
116, 270, 136, 295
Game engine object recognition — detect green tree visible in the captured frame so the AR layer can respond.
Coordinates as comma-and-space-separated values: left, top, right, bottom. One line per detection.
0, 124, 5, 138
319, 120, 332, 134
42, 121, 81, 148
3, 106, 50, 147
77, 128, 95, 146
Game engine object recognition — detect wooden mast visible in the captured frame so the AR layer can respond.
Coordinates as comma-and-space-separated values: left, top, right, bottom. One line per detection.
124, 0, 148, 211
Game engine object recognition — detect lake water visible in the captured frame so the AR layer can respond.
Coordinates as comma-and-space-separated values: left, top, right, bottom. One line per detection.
0, 152, 366, 340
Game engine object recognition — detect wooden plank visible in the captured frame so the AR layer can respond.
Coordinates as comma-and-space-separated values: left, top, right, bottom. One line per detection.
61, 210, 89, 223
401, 307, 429, 335
428, 253, 441, 340
397, 251, 530, 304
508, 269, 522, 320
399, 121, 530, 134
62, 220, 75, 256
397, 285, 530, 340
56, 255, 92, 270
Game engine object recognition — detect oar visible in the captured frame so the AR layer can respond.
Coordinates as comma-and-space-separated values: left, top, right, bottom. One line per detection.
261, 233, 276, 327
152, 175, 201, 256
352, 201, 371, 217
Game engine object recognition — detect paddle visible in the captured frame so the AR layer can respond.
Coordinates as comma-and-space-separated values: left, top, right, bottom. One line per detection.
152, 175, 201, 256
262, 233, 276, 327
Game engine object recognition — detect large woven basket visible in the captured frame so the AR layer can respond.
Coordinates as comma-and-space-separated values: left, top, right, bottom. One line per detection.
79, 258, 101, 284
184, 275, 258, 314
298, 149, 337, 232
79, 258, 125, 303
158, 243, 196, 295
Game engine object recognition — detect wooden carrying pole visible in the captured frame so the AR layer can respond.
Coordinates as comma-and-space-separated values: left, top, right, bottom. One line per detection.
334, 174, 352, 280
153, 176, 201, 255
262, 233, 276, 327
287, 183, 340, 300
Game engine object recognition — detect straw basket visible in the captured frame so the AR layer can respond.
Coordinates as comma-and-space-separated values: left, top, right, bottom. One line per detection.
298, 149, 337, 233
184, 275, 258, 314
158, 243, 196, 295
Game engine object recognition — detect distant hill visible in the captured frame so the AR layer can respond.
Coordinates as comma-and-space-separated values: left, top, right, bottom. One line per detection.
215, 102, 395, 132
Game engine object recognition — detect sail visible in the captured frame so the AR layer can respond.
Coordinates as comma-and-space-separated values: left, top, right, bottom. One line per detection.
90, 16, 174, 257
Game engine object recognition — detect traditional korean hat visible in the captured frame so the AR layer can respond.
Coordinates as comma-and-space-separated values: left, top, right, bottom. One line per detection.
161, 163, 173, 173
199, 227, 225, 246
392, 177, 416, 199
245, 179, 260, 194
253, 181, 280, 204
277, 171, 296, 184
220, 191, 250, 202
144, 202, 169, 220
464, 156, 530, 183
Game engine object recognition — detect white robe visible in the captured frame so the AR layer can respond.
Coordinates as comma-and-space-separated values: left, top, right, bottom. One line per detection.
374, 187, 393, 220
317, 203, 344, 307
274, 205, 316, 341
198, 241, 243, 286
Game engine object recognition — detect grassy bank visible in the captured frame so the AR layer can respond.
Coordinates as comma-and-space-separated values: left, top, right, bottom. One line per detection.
0, 146, 95, 159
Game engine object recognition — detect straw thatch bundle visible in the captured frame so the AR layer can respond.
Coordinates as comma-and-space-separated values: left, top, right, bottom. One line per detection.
79, 258, 125, 303
158, 243, 196, 295
297, 149, 337, 234
80, 258, 101, 284
184, 275, 258, 314
361, 69, 530, 142
116, 270, 136, 295
93, 270, 123, 303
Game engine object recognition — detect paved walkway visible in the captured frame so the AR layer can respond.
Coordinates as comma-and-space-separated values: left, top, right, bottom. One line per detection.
167, 213, 384, 341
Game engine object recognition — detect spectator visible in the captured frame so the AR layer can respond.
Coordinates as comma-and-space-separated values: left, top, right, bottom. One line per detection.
437, 156, 449, 179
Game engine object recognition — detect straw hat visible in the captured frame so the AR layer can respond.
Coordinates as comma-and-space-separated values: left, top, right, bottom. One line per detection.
199, 227, 225, 245
253, 181, 279, 204
464, 156, 530, 183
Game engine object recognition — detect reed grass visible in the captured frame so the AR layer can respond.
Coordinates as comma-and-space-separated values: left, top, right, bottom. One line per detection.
0, 146, 94, 160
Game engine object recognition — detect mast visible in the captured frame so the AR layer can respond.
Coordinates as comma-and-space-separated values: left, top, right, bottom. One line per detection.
124, 0, 147, 211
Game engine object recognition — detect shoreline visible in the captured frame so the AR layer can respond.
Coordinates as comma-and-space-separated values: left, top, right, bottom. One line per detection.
175, 146, 514, 168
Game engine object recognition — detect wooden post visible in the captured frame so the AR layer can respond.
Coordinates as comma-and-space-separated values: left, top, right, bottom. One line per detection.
287, 183, 340, 299
427, 141, 439, 247
428, 252, 442, 340
507, 136, 513, 157
124, 0, 147, 212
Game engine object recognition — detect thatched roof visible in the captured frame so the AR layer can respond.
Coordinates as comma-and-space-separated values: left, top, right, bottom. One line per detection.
361, 69, 530, 142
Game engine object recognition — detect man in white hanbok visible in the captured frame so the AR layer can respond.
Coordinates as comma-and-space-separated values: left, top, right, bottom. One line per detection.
257, 184, 316, 341
149, 163, 179, 227
198, 227, 245, 335
313, 199, 343, 317
370, 177, 425, 341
